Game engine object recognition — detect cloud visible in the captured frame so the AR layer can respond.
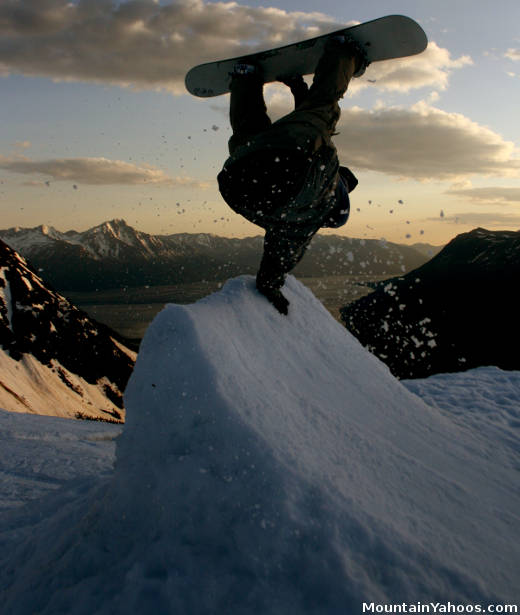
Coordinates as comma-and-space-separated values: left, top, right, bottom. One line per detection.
0, 1, 470, 96
12, 140, 31, 150
333, 102, 520, 181
429, 211, 520, 228
0, 0, 339, 93
352, 42, 472, 93
505, 48, 520, 61
446, 186, 520, 204
0, 155, 203, 186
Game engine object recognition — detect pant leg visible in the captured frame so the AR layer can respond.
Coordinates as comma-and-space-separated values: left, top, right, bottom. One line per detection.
228, 75, 272, 155
303, 46, 357, 111
256, 224, 319, 291
268, 48, 357, 154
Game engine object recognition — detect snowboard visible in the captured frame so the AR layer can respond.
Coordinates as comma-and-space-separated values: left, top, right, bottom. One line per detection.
185, 14, 427, 98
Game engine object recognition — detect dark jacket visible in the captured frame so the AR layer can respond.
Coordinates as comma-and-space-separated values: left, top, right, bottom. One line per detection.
218, 143, 344, 230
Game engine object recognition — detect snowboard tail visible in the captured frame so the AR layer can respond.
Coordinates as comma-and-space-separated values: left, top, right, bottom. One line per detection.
185, 15, 427, 98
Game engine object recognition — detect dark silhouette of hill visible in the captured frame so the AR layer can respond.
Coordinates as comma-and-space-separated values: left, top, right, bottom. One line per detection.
341, 228, 520, 379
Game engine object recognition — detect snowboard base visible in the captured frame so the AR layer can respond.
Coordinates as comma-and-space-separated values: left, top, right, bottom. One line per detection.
185, 15, 427, 98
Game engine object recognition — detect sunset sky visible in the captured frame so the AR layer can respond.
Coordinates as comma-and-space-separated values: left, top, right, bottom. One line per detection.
1, 0, 520, 245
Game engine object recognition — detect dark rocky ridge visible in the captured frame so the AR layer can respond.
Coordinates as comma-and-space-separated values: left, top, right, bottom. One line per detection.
341, 228, 520, 379
0, 240, 135, 419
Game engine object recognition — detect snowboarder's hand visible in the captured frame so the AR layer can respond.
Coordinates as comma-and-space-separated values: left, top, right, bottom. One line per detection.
256, 282, 290, 315
277, 74, 309, 108
277, 74, 307, 89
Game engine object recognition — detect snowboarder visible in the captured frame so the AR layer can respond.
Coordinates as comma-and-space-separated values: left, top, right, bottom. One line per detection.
217, 37, 368, 314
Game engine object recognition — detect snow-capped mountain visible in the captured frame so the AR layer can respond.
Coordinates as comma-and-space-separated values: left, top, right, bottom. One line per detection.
0, 219, 431, 291
0, 219, 202, 261
0, 239, 135, 420
341, 228, 520, 378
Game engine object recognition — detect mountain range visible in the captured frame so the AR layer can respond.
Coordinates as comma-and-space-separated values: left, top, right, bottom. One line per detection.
0, 239, 135, 420
341, 228, 520, 379
0, 219, 438, 291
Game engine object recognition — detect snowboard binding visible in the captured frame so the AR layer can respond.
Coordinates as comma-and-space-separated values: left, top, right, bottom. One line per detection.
231, 63, 261, 77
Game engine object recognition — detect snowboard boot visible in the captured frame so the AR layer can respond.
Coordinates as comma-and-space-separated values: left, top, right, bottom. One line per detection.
327, 35, 370, 77
228, 63, 271, 153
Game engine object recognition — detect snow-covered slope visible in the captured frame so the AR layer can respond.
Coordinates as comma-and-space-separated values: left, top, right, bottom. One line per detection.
0, 240, 135, 419
1, 365, 517, 514
404, 366, 520, 462
0, 408, 121, 512
0, 277, 518, 613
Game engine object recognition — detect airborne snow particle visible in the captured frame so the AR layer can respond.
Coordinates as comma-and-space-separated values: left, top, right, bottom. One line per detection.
212, 125, 219, 131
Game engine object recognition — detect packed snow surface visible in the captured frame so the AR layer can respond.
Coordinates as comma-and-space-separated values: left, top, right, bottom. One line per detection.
0, 276, 518, 614
0, 409, 120, 512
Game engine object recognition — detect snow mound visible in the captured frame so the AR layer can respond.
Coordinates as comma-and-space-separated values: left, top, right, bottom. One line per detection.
1, 276, 518, 613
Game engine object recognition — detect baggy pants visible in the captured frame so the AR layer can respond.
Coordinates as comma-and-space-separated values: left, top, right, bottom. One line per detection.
228, 48, 357, 291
